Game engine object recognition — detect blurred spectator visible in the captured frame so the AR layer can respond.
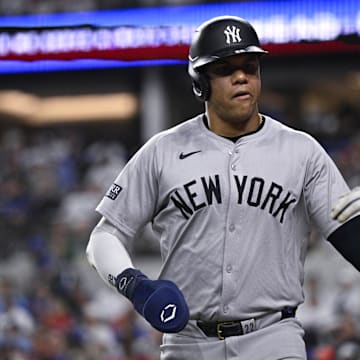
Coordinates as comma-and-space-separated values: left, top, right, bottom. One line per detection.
84, 141, 127, 194
332, 314, 360, 360
297, 273, 337, 358
0, 278, 34, 359
335, 341, 360, 360
332, 268, 360, 320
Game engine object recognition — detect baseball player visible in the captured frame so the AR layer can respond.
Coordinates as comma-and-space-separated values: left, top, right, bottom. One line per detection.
86, 16, 360, 359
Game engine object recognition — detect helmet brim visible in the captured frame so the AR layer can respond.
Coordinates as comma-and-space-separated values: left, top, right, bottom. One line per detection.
190, 45, 268, 70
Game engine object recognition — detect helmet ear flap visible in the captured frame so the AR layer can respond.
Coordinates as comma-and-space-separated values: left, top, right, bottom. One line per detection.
188, 65, 210, 102
194, 73, 210, 102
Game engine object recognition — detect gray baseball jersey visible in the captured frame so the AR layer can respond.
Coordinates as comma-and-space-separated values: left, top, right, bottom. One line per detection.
96, 114, 349, 322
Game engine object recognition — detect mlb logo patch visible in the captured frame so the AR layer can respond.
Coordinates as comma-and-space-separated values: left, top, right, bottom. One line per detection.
106, 183, 123, 200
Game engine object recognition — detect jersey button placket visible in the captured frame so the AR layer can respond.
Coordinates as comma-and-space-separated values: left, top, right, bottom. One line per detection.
228, 147, 237, 237
229, 148, 237, 171
222, 147, 240, 316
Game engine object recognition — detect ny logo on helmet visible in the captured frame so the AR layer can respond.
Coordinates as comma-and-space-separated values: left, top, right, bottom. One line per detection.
224, 25, 242, 44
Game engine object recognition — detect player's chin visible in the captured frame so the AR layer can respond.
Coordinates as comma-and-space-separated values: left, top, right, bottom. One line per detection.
229, 105, 254, 121
228, 112, 252, 124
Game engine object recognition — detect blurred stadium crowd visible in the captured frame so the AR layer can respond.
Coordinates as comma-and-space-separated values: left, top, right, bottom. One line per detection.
0, 126, 163, 360
0, 117, 360, 360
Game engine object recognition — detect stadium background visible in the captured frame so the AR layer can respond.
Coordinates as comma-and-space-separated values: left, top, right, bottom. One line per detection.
0, 0, 360, 359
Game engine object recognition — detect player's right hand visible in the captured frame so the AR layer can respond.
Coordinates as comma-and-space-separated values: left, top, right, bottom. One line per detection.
331, 187, 360, 223
115, 268, 189, 333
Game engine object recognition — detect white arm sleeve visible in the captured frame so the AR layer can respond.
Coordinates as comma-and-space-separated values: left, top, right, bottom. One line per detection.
86, 217, 134, 289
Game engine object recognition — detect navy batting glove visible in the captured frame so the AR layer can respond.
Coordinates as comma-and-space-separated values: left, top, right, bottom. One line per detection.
115, 268, 189, 333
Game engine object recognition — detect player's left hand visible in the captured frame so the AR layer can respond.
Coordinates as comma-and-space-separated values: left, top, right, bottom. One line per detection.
331, 187, 360, 223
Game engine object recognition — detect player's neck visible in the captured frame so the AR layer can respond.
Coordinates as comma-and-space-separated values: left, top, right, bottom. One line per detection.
205, 110, 262, 138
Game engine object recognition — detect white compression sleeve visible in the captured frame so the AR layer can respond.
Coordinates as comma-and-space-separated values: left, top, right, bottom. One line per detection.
86, 217, 134, 289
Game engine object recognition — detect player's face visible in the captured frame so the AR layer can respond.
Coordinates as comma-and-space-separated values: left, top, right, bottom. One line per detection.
205, 54, 261, 135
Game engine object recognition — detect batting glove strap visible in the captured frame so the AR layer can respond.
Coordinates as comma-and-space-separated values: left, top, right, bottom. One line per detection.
115, 268, 147, 300
115, 268, 190, 333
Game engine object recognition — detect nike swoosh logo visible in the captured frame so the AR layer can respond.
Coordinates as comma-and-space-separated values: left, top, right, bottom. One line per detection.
179, 150, 202, 160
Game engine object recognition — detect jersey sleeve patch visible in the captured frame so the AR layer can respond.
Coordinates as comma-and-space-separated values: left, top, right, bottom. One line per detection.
106, 183, 123, 200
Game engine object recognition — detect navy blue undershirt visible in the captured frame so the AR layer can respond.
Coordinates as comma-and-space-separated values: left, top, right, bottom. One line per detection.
202, 114, 265, 142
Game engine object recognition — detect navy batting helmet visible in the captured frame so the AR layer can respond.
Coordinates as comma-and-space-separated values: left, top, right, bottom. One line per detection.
188, 16, 268, 101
